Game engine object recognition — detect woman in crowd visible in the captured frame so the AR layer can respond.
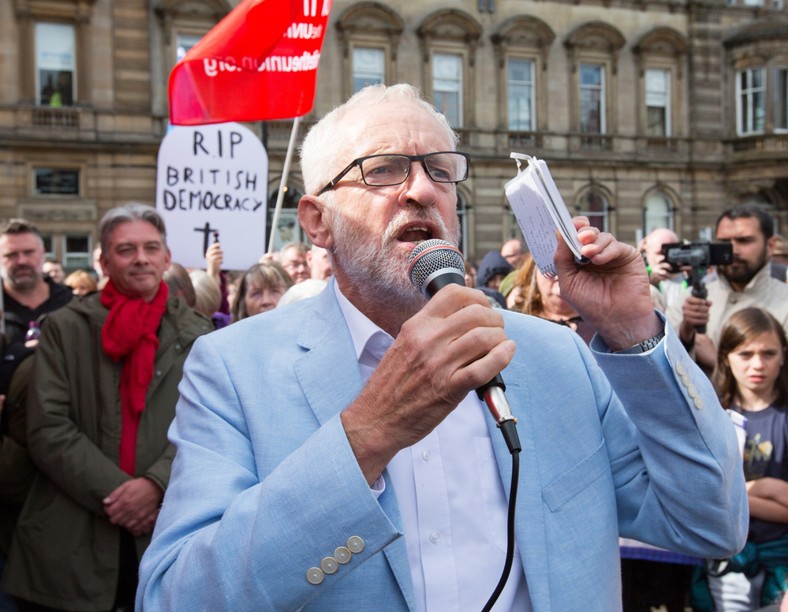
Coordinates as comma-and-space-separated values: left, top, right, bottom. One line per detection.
64, 269, 98, 296
509, 253, 594, 344
706, 307, 788, 611
231, 261, 293, 322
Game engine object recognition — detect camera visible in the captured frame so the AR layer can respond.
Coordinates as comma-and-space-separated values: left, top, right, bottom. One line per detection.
661, 241, 733, 273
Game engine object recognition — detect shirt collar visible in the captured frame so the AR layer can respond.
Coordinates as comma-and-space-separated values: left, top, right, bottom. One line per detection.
333, 282, 393, 363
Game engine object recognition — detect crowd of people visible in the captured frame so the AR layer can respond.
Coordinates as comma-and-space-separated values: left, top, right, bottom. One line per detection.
0, 82, 781, 611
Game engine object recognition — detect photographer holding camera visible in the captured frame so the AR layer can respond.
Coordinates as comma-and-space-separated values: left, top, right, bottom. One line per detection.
667, 204, 788, 372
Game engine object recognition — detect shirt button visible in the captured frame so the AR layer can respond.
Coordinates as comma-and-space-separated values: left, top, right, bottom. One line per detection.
306, 567, 324, 585
347, 536, 365, 554
421, 449, 430, 461
334, 546, 352, 564
155, 370, 162, 377
429, 531, 440, 544
320, 557, 338, 574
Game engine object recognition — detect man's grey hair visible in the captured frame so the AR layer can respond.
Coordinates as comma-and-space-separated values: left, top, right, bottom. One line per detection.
99, 203, 167, 252
299, 83, 459, 196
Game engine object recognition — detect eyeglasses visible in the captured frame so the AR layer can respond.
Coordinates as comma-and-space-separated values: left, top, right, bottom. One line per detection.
317, 152, 470, 195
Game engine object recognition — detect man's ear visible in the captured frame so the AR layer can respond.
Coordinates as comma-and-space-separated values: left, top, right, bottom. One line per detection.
298, 195, 334, 250
767, 235, 777, 258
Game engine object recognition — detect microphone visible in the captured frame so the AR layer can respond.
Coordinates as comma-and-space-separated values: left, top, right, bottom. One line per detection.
407, 240, 520, 452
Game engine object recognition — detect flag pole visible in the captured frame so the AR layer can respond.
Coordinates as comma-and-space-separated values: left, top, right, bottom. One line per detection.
267, 116, 301, 254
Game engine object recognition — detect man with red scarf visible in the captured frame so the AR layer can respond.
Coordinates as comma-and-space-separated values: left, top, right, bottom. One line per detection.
3, 203, 213, 611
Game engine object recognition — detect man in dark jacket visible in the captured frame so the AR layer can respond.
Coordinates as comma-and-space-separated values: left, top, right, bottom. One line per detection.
0, 219, 72, 348
3, 203, 212, 611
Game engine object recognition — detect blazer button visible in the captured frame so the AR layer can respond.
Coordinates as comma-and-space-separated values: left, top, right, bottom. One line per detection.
320, 557, 339, 574
334, 546, 352, 564
347, 536, 365, 554
306, 567, 325, 585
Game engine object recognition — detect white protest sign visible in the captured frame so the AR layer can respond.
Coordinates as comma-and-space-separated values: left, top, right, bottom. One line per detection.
156, 123, 267, 271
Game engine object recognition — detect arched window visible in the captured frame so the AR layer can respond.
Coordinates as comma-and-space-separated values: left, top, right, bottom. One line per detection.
633, 27, 689, 140
564, 21, 625, 149
490, 16, 555, 136
417, 9, 483, 130
577, 187, 611, 232
153, 0, 231, 118
643, 190, 675, 234
335, 3, 404, 98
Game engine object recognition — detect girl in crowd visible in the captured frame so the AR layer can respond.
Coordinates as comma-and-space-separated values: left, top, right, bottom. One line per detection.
709, 307, 788, 611
231, 261, 293, 322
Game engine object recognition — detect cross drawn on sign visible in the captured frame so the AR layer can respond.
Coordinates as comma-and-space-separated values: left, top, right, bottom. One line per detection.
194, 221, 220, 256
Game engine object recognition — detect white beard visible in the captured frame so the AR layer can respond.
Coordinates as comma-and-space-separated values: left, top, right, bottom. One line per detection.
330, 206, 460, 314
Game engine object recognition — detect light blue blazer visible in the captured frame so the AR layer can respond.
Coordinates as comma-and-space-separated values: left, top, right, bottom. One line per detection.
137, 280, 747, 611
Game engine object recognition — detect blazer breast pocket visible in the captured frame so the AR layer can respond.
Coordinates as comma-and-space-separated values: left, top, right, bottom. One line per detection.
541, 440, 610, 512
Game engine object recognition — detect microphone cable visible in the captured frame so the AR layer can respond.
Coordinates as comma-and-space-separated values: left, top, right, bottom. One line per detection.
478, 384, 521, 612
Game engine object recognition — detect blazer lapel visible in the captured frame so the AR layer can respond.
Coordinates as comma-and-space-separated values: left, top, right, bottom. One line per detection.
293, 282, 415, 610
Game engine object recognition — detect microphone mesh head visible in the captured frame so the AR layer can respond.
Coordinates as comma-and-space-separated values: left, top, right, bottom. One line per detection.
407, 239, 466, 294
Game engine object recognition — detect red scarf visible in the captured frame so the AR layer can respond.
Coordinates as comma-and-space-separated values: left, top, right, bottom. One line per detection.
101, 279, 169, 475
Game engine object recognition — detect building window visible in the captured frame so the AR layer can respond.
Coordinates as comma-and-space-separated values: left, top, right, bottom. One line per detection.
34, 168, 80, 196
645, 69, 671, 137
507, 58, 535, 131
352, 47, 385, 92
42, 235, 54, 260
737, 67, 766, 135
432, 53, 463, 127
176, 34, 202, 62
776, 68, 788, 131
36, 23, 76, 107
578, 189, 609, 232
644, 191, 674, 233
579, 64, 605, 134
63, 235, 91, 270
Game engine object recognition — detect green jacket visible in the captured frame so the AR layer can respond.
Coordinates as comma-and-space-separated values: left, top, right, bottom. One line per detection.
3, 292, 212, 610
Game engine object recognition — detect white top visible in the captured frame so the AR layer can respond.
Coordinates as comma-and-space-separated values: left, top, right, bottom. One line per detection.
335, 283, 531, 612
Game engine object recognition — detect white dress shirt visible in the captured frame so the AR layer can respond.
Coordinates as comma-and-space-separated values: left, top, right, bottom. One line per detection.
335, 284, 531, 612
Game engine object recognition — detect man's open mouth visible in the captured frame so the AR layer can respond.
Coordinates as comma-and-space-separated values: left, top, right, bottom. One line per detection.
397, 225, 433, 244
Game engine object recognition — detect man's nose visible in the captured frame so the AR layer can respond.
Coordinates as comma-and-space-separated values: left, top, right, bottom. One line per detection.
400, 162, 439, 205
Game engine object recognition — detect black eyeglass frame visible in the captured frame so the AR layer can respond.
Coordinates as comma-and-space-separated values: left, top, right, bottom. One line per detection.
316, 151, 471, 195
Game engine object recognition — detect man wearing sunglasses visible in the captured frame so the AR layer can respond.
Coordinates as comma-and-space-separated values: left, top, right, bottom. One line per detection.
138, 84, 747, 611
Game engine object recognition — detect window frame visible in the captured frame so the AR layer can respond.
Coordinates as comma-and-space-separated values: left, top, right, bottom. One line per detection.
62, 234, 93, 271
736, 66, 767, 135
643, 190, 676, 235
576, 186, 612, 233
579, 63, 607, 134
645, 68, 672, 138
506, 57, 536, 132
351, 46, 386, 93
35, 21, 77, 107
431, 51, 465, 128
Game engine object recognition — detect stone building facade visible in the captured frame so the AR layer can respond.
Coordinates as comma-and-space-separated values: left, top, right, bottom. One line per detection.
0, 0, 786, 267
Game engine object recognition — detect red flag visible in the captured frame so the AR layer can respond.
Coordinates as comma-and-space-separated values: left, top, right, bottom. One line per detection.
169, 0, 332, 125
